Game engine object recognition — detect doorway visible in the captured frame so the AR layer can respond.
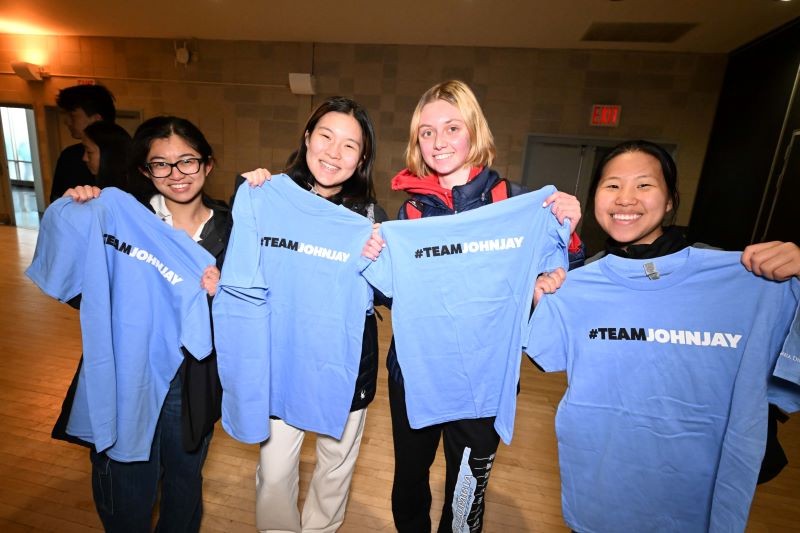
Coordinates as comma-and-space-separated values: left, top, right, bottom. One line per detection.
0, 106, 45, 229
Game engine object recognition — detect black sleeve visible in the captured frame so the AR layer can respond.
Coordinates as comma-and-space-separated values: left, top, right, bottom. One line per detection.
370, 202, 391, 308
372, 203, 389, 223
66, 294, 82, 310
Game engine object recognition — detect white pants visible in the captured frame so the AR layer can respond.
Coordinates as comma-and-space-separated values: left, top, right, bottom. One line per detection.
255, 409, 367, 533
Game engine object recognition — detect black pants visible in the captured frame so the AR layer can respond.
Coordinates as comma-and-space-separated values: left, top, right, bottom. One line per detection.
389, 377, 501, 533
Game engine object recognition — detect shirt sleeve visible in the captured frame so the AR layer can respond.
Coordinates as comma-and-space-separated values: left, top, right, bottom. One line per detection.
74, 206, 118, 453
360, 226, 394, 298
710, 278, 800, 531
525, 293, 569, 372
212, 183, 271, 443
769, 279, 800, 411
218, 184, 268, 291
536, 202, 570, 276
25, 198, 92, 302
180, 293, 214, 361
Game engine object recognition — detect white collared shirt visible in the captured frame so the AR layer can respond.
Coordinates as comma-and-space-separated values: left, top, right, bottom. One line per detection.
149, 194, 213, 242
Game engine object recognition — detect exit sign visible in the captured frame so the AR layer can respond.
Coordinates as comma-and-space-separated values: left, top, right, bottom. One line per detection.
76, 78, 96, 85
590, 104, 621, 127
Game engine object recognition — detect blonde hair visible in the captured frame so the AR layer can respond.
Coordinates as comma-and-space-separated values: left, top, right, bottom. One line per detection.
405, 80, 496, 177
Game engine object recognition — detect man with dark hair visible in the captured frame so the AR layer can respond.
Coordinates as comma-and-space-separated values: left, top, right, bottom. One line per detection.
50, 84, 116, 202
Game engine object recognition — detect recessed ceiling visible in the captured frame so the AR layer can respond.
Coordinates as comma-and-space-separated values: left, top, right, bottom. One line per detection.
1, 0, 799, 53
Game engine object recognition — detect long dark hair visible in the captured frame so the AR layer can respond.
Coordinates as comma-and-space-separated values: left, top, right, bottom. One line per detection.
588, 139, 681, 218
284, 96, 377, 209
82, 121, 131, 190
127, 116, 213, 202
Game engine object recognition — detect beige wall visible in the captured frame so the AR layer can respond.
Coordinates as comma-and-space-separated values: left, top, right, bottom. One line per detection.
0, 34, 726, 223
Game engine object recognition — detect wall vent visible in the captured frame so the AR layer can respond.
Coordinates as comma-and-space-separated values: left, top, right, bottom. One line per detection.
582, 22, 697, 43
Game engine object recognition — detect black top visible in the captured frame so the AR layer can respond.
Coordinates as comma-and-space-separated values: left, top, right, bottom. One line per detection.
50, 143, 95, 203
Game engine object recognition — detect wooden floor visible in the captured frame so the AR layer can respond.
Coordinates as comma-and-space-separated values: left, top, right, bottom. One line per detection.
1, 224, 799, 532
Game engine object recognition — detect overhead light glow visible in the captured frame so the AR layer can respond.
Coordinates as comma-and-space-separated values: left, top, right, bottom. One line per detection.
19, 47, 47, 66
0, 18, 54, 35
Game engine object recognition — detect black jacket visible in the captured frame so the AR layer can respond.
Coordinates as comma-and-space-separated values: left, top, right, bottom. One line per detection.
347, 201, 387, 411
179, 195, 230, 451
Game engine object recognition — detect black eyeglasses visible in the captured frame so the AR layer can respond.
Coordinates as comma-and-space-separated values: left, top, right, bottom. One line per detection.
144, 158, 204, 178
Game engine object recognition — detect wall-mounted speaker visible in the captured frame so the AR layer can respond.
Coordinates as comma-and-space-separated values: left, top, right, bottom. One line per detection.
289, 73, 316, 95
11, 61, 43, 81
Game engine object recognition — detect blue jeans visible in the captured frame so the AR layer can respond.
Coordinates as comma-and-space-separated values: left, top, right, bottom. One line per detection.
90, 374, 211, 532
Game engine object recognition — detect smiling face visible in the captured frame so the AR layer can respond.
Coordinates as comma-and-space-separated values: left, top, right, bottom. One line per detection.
304, 111, 363, 198
417, 99, 472, 188
144, 134, 211, 205
593, 150, 673, 247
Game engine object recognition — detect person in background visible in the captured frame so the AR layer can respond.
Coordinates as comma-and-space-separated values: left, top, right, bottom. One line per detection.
50, 121, 134, 450
50, 84, 116, 202
80, 121, 131, 190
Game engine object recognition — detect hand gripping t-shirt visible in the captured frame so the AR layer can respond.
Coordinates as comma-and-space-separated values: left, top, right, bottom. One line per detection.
362, 186, 569, 444
527, 247, 800, 533
213, 175, 373, 443
26, 188, 214, 461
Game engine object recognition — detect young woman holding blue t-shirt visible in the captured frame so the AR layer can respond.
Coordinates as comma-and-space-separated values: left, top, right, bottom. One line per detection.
362, 80, 584, 533
586, 139, 799, 485
241, 96, 387, 533
63, 116, 228, 532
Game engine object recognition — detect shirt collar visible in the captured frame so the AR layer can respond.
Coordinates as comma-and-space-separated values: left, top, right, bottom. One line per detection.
149, 194, 213, 242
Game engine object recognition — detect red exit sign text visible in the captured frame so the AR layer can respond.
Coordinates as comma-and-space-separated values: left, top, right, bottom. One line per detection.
590, 104, 621, 127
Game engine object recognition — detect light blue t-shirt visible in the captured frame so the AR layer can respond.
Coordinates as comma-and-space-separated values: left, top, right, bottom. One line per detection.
362, 186, 569, 444
213, 175, 373, 443
528, 247, 800, 533
26, 188, 214, 461
774, 299, 800, 389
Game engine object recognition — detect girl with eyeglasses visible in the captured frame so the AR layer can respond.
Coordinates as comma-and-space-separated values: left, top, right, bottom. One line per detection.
62, 115, 230, 532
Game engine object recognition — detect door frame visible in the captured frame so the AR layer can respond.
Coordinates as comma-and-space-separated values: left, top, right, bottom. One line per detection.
0, 104, 44, 226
